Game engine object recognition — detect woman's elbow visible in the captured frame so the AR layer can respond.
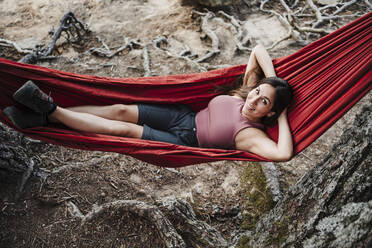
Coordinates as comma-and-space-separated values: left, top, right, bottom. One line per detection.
275, 150, 293, 162
253, 44, 266, 53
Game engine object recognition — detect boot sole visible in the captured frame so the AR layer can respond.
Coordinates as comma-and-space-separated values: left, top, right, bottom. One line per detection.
3, 106, 23, 129
3, 106, 46, 129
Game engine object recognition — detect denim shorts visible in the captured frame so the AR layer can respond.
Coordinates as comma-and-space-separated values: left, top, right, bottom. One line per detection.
137, 104, 199, 147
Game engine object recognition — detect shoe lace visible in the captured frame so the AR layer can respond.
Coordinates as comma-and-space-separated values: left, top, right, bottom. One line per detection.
34, 90, 52, 103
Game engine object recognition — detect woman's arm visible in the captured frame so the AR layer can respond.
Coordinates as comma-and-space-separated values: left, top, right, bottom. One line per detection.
244, 44, 276, 87
235, 109, 293, 162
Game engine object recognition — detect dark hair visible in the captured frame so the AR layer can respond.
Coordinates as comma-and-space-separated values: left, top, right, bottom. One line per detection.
230, 76, 293, 126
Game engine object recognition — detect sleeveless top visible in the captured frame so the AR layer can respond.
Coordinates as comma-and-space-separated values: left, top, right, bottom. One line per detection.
195, 95, 264, 149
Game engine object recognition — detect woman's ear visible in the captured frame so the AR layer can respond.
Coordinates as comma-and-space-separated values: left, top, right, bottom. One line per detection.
267, 111, 276, 117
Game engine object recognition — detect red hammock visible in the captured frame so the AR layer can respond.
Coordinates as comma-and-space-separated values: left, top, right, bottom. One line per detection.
0, 13, 371, 167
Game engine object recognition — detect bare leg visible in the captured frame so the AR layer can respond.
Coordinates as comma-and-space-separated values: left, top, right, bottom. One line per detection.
66, 104, 139, 123
49, 106, 143, 138
49, 104, 139, 124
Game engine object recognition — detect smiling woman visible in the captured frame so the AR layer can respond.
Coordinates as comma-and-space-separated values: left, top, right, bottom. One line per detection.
234, 77, 293, 162
242, 84, 276, 122
3, 45, 294, 162
239, 77, 293, 126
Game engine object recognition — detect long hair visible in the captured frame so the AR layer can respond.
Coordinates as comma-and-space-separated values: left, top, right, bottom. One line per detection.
221, 72, 293, 126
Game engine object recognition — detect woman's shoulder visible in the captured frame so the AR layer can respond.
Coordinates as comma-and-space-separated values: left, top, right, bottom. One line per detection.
231, 94, 243, 99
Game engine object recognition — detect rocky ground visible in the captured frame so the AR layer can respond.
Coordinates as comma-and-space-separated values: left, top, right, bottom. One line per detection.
0, 0, 370, 247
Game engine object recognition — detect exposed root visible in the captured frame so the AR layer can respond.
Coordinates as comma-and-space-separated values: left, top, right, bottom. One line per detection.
71, 197, 228, 248
15, 159, 34, 200
0, 38, 33, 54
81, 200, 187, 248
204, 63, 232, 70
19, 11, 90, 64
192, 10, 220, 63
217, 10, 252, 52
153, 35, 207, 72
89, 36, 142, 58
143, 45, 152, 77
160, 197, 228, 248
259, 0, 365, 49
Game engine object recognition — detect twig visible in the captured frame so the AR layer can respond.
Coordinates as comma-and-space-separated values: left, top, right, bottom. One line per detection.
294, 24, 330, 34
0, 38, 33, 54
67, 201, 84, 219
51, 162, 84, 174
142, 45, 151, 77
204, 63, 232, 70
333, 0, 358, 15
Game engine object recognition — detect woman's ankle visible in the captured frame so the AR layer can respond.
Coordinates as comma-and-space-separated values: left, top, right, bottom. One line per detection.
48, 106, 60, 123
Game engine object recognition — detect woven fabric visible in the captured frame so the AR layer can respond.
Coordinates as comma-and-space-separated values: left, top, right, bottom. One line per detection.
0, 13, 371, 167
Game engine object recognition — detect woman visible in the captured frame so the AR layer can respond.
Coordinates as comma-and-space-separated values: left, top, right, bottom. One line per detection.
4, 45, 293, 161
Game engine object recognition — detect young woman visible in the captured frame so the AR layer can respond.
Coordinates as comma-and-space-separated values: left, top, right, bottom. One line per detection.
4, 45, 293, 161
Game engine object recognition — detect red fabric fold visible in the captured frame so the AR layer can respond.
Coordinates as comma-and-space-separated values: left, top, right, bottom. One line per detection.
0, 13, 371, 167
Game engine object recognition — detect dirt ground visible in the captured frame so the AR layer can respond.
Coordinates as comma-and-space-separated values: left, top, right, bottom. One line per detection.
0, 0, 371, 247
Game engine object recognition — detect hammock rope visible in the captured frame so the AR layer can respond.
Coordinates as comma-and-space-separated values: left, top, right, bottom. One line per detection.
0, 13, 371, 167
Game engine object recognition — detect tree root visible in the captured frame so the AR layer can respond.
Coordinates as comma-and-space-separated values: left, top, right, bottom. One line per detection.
19, 11, 90, 64
66, 197, 228, 248
15, 159, 35, 200
0, 124, 42, 201
192, 10, 220, 63
142, 45, 152, 77
153, 35, 207, 72
259, 0, 367, 49
0, 38, 33, 54
160, 197, 228, 248
89, 36, 142, 58
217, 10, 252, 52
80, 199, 187, 248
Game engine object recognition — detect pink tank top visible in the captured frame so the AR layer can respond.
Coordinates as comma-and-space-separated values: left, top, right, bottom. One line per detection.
195, 95, 264, 149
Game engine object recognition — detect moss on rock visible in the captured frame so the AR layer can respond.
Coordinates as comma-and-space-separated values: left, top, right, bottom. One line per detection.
237, 235, 251, 248
240, 162, 275, 230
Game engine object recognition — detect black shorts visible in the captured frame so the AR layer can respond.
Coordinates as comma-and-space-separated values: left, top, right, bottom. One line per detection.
137, 104, 199, 147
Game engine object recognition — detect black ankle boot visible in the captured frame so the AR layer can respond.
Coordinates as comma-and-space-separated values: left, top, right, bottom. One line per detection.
13, 80, 56, 114
3, 106, 47, 129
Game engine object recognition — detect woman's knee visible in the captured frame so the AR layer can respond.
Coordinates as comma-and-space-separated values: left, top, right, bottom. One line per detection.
111, 104, 138, 122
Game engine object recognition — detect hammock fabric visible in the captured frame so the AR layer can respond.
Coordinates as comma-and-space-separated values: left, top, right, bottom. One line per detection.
0, 13, 371, 167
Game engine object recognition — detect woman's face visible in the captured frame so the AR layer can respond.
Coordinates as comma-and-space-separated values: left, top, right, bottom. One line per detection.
242, 83, 276, 122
